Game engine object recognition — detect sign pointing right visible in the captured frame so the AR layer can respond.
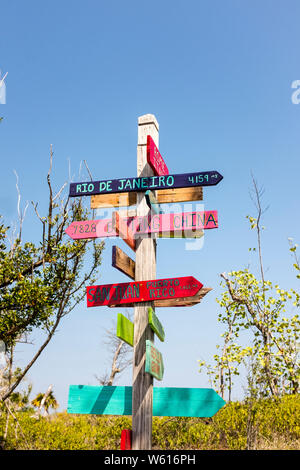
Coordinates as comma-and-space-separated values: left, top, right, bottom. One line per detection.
69, 171, 223, 197
87, 276, 203, 307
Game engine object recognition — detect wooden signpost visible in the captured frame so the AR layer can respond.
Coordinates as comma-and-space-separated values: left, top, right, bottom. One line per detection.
66, 113, 224, 451
65, 210, 218, 240
145, 340, 164, 381
132, 114, 157, 450
69, 170, 223, 197
87, 276, 203, 308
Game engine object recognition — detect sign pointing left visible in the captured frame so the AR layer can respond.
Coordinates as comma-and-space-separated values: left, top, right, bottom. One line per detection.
65, 211, 218, 240
87, 276, 203, 307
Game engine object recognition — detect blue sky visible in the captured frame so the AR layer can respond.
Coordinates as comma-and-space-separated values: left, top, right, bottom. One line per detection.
1, 0, 300, 410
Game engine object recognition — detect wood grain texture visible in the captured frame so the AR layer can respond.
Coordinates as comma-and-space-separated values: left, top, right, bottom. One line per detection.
132, 114, 157, 450
112, 211, 136, 252
91, 192, 137, 209
112, 245, 135, 280
90, 186, 203, 209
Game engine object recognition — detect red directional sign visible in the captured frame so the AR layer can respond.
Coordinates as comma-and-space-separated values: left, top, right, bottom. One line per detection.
87, 276, 203, 307
147, 135, 169, 176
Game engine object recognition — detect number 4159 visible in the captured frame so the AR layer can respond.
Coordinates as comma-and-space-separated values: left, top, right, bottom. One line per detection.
188, 174, 209, 184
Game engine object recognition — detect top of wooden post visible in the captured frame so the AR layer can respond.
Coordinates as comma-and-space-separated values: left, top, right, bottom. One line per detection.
138, 114, 159, 147
138, 114, 159, 130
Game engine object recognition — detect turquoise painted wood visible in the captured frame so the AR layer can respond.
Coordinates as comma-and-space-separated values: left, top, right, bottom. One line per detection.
68, 385, 132, 416
67, 385, 226, 418
145, 190, 163, 215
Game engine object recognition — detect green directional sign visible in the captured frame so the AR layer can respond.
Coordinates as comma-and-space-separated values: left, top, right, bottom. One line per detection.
67, 385, 226, 417
148, 307, 165, 342
116, 313, 134, 347
145, 340, 164, 381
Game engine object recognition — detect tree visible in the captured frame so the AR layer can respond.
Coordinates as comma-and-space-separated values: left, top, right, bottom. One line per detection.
0, 146, 104, 402
95, 314, 132, 386
199, 177, 299, 399
31, 385, 59, 416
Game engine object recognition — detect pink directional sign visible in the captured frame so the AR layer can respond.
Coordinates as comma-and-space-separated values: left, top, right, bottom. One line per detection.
147, 135, 169, 176
65, 211, 218, 240
65, 219, 116, 240
132, 211, 218, 237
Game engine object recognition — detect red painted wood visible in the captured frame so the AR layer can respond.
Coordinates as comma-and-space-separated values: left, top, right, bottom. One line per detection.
87, 276, 203, 307
65, 211, 218, 240
147, 135, 169, 176
120, 429, 132, 450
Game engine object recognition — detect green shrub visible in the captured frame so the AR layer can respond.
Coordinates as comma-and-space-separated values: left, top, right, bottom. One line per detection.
0, 395, 299, 450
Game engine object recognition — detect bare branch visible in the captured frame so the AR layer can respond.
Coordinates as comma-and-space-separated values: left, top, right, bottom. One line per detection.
13, 170, 29, 241
83, 160, 93, 181
53, 182, 67, 202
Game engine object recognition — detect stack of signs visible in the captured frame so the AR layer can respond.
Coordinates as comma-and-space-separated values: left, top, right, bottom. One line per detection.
65, 123, 225, 427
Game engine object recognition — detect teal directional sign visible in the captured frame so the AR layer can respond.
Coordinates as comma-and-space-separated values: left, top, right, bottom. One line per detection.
67, 385, 226, 418
145, 190, 163, 215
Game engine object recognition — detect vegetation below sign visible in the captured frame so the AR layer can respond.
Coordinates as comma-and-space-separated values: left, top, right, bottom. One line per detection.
1, 394, 299, 450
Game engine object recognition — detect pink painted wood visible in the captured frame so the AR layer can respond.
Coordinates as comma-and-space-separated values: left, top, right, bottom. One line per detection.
131, 211, 218, 236
65, 211, 218, 240
147, 135, 169, 176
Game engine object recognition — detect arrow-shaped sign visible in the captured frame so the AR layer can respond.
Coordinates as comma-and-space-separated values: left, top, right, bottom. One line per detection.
68, 385, 226, 418
65, 211, 218, 240
87, 276, 203, 307
69, 171, 223, 197
147, 135, 169, 176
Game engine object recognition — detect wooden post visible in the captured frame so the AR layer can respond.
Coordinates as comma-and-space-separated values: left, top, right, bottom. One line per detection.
132, 114, 158, 450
